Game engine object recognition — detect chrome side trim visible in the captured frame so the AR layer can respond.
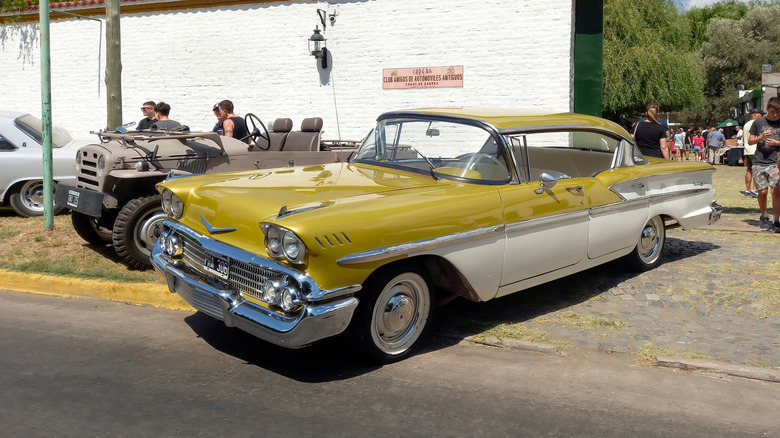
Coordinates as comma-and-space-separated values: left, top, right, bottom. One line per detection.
504, 209, 588, 234
337, 225, 505, 265
589, 198, 648, 217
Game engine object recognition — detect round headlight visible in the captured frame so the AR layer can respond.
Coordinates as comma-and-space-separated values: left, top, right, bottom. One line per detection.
162, 190, 172, 215
265, 226, 284, 256
282, 231, 303, 261
97, 155, 106, 175
262, 280, 279, 305
280, 285, 300, 312
170, 196, 184, 219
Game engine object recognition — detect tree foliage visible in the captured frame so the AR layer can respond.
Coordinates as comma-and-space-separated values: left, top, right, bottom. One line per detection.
603, 0, 703, 124
683, 4, 780, 124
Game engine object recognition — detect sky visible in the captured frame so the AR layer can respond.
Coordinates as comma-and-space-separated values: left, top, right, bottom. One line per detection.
675, 0, 752, 10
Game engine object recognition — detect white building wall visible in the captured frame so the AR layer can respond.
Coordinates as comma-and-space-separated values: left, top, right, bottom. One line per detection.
0, 0, 574, 144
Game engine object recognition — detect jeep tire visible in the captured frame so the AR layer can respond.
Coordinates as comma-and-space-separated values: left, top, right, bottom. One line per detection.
71, 211, 113, 245
113, 195, 166, 270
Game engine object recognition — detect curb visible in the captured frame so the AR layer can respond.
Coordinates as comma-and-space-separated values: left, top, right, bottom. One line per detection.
655, 356, 780, 383
0, 269, 194, 312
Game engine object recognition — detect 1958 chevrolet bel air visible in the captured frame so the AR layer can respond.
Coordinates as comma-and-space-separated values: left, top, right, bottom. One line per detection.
151, 108, 722, 363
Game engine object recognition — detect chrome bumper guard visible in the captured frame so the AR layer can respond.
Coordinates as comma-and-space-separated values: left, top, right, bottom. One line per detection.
710, 202, 723, 224
151, 221, 360, 349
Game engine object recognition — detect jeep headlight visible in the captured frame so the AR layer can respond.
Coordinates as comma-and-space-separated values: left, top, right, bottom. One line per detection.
161, 189, 184, 219
97, 155, 106, 175
262, 224, 306, 264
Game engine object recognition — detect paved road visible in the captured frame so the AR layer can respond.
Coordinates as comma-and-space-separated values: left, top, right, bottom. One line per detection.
1, 290, 778, 437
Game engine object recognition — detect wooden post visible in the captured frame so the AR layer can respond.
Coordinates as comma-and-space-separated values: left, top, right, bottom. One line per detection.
105, 0, 122, 131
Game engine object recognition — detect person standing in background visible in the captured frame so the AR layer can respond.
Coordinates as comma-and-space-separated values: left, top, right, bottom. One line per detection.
633, 104, 669, 159
742, 108, 765, 198
136, 101, 157, 130
747, 97, 780, 231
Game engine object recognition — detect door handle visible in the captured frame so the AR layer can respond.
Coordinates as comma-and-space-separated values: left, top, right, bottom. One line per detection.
566, 186, 583, 194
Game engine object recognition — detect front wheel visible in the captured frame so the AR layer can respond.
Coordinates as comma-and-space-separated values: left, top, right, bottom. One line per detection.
113, 195, 165, 270
8, 180, 65, 217
349, 264, 433, 364
71, 211, 113, 245
622, 215, 665, 272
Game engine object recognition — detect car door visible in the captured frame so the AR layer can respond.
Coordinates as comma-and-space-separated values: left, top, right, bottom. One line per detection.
496, 130, 623, 296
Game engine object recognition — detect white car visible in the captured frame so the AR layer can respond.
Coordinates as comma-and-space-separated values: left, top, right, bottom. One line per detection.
0, 111, 79, 217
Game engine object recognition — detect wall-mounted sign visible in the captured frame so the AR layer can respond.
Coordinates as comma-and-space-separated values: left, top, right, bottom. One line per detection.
382, 65, 464, 89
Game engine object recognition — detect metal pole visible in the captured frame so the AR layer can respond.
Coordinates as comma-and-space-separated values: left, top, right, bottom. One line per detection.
106, 0, 122, 131
40, 0, 53, 230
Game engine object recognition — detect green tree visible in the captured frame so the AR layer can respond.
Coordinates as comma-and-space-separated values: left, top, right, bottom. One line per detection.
688, 4, 780, 124
603, 0, 703, 124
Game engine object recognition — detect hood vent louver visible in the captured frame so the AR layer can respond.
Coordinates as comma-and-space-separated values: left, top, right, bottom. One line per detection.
316, 232, 352, 249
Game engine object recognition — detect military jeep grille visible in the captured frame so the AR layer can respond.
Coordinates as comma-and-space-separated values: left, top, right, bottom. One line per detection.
77, 150, 101, 189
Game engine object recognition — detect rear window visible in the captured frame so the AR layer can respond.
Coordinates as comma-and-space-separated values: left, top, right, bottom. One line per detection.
14, 114, 73, 148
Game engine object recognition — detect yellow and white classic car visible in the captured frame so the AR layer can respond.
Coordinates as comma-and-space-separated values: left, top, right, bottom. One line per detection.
152, 108, 722, 363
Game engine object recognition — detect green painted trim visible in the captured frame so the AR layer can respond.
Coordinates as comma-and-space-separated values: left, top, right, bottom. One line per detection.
573, 0, 603, 117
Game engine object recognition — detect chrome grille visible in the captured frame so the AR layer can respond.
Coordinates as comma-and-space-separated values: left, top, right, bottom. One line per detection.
179, 232, 274, 300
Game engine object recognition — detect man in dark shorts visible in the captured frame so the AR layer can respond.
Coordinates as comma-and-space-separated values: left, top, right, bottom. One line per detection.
747, 97, 780, 231
217, 100, 250, 144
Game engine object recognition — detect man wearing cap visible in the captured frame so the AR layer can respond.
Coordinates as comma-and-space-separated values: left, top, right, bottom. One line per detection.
742, 107, 765, 197
212, 104, 226, 135
747, 97, 780, 231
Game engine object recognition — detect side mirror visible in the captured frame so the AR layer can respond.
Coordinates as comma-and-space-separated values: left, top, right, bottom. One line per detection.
534, 172, 558, 194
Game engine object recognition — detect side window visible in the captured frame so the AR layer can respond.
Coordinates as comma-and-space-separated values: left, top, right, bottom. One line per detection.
0, 135, 16, 151
517, 131, 620, 181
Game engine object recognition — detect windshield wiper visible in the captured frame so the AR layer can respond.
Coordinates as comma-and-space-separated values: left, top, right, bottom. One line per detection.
411, 147, 439, 181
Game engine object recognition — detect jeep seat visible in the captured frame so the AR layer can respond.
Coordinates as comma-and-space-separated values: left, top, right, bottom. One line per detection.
268, 118, 293, 151
283, 117, 323, 152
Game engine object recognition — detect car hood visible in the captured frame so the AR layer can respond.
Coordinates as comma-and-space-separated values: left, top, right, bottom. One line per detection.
168, 162, 501, 258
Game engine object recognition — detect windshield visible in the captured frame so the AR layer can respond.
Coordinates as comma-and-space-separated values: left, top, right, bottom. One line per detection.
14, 114, 73, 148
352, 118, 510, 183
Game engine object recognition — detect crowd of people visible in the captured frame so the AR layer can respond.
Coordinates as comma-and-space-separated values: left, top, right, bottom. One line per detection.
632, 99, 780, 233
135, 99, 250, 144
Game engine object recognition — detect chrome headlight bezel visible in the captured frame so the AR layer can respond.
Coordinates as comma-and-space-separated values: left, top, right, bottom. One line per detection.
161, 189, 184, 219
262, 224, 306, 264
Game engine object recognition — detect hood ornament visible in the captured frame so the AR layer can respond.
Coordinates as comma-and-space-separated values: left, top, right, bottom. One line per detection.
200, 215, 236, 235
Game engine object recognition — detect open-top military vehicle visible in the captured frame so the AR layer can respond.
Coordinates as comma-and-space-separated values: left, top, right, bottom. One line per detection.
56, 115, 358, 269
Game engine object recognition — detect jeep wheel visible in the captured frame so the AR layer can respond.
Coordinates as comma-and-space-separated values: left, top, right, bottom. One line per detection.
71, 211, 113, 245
9, 180, 65, 217
113, 195, 166, 270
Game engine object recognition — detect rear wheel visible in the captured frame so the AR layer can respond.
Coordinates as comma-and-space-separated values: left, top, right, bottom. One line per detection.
8, 180, 65, 217
349, 264, 433, 364
71, 211, 113, 245
113, 195, 165, 270
622, 215, 665, 272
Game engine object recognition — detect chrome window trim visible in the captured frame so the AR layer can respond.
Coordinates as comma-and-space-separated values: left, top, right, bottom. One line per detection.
337, 225, 505, 265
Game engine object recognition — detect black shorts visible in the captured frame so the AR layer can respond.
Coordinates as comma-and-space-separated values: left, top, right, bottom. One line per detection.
745, 155, 753, 168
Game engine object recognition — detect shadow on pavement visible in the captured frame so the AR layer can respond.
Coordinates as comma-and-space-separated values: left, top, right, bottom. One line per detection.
183, 312, 395, 381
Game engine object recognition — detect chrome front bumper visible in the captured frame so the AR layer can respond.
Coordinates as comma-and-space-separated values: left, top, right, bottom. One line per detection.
151, 223, 360, 349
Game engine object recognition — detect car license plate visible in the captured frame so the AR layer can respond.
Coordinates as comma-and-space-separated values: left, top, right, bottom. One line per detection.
66, 190, 80, 208
204, 252, 230, 280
